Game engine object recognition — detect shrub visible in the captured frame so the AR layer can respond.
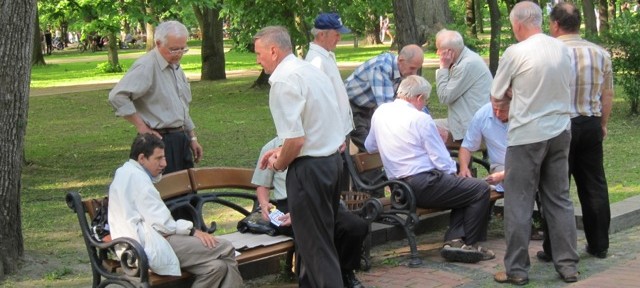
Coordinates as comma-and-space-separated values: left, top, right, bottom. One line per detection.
606, 12, 640, 115
96, 62, 124, 73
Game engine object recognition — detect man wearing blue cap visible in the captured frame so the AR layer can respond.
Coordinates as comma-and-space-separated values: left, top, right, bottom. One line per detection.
305, 13, 365, 288
306, 13, 354, 143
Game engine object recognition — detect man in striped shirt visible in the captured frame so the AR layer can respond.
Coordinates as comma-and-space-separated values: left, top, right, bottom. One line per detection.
538, 1, 614, 260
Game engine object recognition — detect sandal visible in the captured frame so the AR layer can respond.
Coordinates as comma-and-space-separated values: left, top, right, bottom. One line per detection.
494, 271, 529, 285
474, 245, 495, 261
440, 239, 483, 263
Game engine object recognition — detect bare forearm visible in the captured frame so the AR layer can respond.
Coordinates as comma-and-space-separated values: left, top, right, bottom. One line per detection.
274, 137, 304, 170
600, 89, 614, 127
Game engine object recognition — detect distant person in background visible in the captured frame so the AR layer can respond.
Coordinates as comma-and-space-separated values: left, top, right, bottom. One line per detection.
44, 28, 53, 55
379, 15, 393, 43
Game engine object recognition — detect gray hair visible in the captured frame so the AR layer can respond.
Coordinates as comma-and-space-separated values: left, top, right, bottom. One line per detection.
397, 75, 432, 100
154, 21, 188, 45
398, 44, 424, 62
510, 1, 543, 28
253, 26, 292, 53
435, 29, 464, 53
310, 27, 323, 37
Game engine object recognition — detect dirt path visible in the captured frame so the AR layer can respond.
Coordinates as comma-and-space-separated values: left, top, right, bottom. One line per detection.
29, 59, 441, 97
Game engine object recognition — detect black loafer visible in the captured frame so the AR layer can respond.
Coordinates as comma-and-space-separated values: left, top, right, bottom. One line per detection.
560, 272, 579, 283
536, 250, 552, 262
586, 245, 607, 259
342, 270, 364, 288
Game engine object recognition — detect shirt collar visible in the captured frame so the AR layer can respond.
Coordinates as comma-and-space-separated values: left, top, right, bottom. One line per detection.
152, 48, 178, 71
557, 34, 582, 41
128, 159, 163, 183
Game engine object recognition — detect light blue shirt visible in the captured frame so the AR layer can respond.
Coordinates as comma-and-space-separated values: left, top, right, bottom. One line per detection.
461, 103, 508, 167
365, 99, 456, 180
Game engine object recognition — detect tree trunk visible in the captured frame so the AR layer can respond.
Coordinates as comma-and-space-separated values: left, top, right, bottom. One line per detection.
475, 0, 484, 33
487, 0, 501, 76
598, 0, 609, 34
32, 10, 45, 66
194, 5, 226, 80
582, 0, 598, 37
251, 70, 270, 88
145, 6, 155, 51
0, 0, 33, 277
393, 0, 419, 49
107, 32, 119, 68
465, 0, 477, 37
412, 0, 453, 47
608, 0, 616, 21
504, 0, 516, 15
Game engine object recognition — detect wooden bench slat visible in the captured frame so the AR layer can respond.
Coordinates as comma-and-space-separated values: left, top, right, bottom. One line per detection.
353, 152, 384, 174
189, 167, 258, 190
236, 241, 295, 264
154, 169, 193, 200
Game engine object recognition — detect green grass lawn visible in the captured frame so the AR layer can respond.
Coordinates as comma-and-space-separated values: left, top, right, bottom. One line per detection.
9, 41, 640, 286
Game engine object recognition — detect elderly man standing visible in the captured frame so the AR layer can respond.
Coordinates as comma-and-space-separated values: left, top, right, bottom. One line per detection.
305, 12, 354, 140
366, 75, 494, 264
109, 20, 202, 175
536, 2, 614, 262
344, 43, 424, 152
435, 29, 492, 146
491, 2, 579, 285
253, 26, 346, 287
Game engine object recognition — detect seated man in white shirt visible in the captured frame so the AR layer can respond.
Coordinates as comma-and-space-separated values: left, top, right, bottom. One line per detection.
365, 75, 494, 263
108, 134, 243, 287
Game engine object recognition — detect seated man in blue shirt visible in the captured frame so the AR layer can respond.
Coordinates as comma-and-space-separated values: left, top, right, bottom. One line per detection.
365, 75, 494, 263
458, 93, 510, 190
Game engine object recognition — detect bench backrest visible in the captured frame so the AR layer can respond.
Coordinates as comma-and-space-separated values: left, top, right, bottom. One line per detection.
154, 169, 193, 200
352, 152, 384, 173
189, 167, 258, 191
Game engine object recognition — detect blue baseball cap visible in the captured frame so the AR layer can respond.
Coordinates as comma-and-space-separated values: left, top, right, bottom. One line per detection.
314, 13, 351, 34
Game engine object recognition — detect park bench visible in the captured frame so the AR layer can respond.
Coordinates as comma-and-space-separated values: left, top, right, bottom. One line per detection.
343, 147, 503, 267
67, 167, 294, 288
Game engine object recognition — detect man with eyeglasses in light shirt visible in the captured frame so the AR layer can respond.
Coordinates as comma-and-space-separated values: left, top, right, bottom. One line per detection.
110, 20, 202, 175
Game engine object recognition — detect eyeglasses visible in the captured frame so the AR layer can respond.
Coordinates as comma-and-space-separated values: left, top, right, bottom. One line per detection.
167, 47, 189, 55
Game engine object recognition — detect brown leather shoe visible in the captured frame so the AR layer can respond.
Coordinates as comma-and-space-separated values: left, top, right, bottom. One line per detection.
494, 271, 529, 285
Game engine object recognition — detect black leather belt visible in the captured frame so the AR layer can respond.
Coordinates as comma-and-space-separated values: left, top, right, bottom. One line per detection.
154, 126, 184, 135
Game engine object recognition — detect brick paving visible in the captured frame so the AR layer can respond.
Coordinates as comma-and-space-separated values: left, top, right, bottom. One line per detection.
353, 223, 640, 288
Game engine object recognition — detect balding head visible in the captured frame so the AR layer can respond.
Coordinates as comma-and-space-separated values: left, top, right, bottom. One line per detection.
550, 2, 581, 34
397, 44, 424, 77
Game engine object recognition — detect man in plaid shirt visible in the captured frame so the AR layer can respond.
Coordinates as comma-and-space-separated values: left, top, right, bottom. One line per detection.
344, 44, 424, 152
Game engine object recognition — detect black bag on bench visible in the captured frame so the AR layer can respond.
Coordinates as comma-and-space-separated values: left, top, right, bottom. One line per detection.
237, 210, 278, 236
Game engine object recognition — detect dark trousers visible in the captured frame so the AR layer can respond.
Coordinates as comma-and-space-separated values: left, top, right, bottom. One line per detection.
570, 116, 610, 252
287, 153, 343, 288
161, 131, 194, 175
542, 116, 610, 255
347, 104, 386, 198
403, 170, 491, 245
276, 199, 369, 271
349, 103, 374, 153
